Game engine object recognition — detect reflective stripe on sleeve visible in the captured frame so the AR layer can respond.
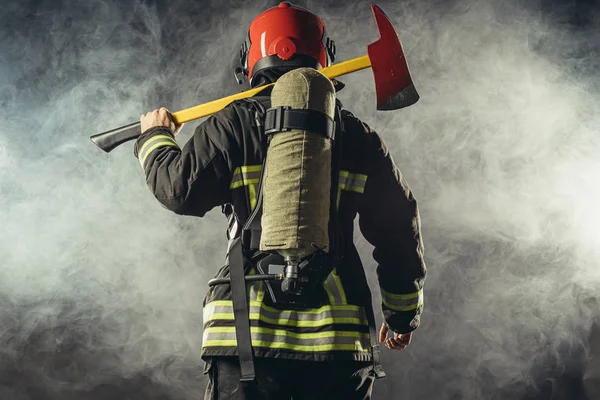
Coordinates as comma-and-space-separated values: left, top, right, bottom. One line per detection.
337, 171, 368, 208
202, 326, 371, 352
381, 288, 424, 311
338, 171, 368, 194
138, 135, 179, 169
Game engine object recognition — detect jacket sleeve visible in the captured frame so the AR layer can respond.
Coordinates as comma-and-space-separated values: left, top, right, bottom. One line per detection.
358, 127, 426, 334
133, 107, 240, 217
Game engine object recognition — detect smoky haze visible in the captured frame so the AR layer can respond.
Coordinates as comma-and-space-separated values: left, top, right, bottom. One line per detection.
1, 0, 599, 399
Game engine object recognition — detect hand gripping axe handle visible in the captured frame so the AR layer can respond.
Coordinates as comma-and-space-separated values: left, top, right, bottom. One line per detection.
90, 4, 418, 153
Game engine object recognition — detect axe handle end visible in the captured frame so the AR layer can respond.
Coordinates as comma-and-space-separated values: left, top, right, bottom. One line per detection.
90, 122, 141, 153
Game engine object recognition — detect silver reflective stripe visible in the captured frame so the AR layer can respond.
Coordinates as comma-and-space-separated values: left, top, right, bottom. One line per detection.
138, 135, 179, 169
323, 268, 347, 305
202, 326, 371, 352
381, 288, 424, 311
204, 301, 369, 327
338, 171, 368, 194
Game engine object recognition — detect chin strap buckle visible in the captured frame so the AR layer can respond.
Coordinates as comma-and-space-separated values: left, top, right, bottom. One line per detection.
234, 67, 246, 85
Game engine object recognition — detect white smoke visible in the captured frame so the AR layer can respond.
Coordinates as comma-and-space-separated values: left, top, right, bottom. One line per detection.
1, 0, 599, 398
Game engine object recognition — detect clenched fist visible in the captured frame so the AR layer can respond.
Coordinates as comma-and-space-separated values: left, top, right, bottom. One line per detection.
379, 323, 412, 352
140, 107, 184, 136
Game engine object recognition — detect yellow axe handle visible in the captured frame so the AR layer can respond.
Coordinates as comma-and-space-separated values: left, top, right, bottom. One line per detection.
172, 55, 371, 124
90, 55, 372, 153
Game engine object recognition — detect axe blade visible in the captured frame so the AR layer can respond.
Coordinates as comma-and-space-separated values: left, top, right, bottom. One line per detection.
367, 4, 419, 111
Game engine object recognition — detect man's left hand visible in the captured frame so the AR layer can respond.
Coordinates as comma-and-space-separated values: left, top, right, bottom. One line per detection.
379, 323, 412, 351
140, 107, 184, 136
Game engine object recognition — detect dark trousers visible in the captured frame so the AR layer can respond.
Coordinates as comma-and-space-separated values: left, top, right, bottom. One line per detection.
203, 357, 375, 400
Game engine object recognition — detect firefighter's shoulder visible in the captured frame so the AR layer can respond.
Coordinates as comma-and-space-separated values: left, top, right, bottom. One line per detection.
340, 108, 390, 160
189, 100, 250, 150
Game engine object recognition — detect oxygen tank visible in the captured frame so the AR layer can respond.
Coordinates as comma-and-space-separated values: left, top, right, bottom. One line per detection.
260, 67, 336, 293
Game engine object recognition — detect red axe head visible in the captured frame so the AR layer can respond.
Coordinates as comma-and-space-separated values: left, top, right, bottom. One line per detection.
367, 4, 419, 111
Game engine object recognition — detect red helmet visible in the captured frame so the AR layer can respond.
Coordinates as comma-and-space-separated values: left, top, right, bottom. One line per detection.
235, 2, 336, 86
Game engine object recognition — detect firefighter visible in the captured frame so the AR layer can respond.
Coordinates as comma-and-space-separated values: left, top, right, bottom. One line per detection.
136, 2, 426, 399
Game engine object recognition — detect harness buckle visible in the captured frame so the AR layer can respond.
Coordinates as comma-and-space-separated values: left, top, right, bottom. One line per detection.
265, 106, 291, 135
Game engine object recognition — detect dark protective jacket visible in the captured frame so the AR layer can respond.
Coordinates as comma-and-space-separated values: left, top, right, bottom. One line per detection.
133, 90, 426, 363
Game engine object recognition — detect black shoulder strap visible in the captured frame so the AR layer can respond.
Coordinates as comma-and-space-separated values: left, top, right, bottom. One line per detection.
227, 97, 269, 382
241, 97, 268, 253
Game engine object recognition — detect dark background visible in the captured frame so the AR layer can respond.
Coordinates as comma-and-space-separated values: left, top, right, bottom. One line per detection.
1, 0, 600, 398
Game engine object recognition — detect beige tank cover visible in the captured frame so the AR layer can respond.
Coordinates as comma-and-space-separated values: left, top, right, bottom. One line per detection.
260, 67, 335, 253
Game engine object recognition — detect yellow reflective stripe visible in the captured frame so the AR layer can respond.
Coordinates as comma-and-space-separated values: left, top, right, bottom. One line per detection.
230, 180, 244, 189
339, 171, 368, 181
205, 313, 365, 327
258, 301, 361, 313
229, 164, 262, 218
204, 301, 368, 327
247, 268, 266, 303
138, 135, 178, 168
203, 326, 371, 352
230, 166, 262, 184
248, 184, 257, 211
381, 288, 424, 312
240, 165, 262, 173
384, 290, 422, 300
138, 135, 175, 158
339, 183, 365, 194
230, 167, 243, 189
323, 268, 347, 305
206, 300, 362, 313
205, 326, 369, 340
323, 281, 337, 305
230, 175, 260, 189
202, 340, 368, 352
383, 303, 421, 311
247, 268, 259, 300
140, 142, 178, 168
338, 171, 368, 194
331, 270, 348, 305
256, 278, 265, 303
